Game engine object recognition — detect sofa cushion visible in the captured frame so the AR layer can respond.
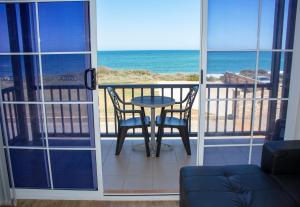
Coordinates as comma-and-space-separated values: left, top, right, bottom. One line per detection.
273, 175, 300, 206
180, 165, 299, 207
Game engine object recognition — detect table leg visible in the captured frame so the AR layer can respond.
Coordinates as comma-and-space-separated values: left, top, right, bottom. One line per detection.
150, 107, 156, 156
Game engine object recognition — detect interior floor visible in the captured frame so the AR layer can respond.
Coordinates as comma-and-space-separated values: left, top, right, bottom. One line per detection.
101, 138, 263, 194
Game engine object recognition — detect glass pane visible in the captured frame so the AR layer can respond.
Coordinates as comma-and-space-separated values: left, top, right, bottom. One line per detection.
42, 54, 92, 102
1, 104, 46, 147
250, 145, 263, 166
253, 100, 288, 139
257, 52, 292, 99
9, 149, 50, 188
208, 0, 258, 49
0, 55, 41, 102
206, 100, 254, 136
207, 52, 256, 96
38, 1, 90, 52
50, 150, 97, 190
0, 3, 38, 53
204, 146, 250, 166
45, 104, 95, 148
260, 0, 295, 49
259, 0, 275, 49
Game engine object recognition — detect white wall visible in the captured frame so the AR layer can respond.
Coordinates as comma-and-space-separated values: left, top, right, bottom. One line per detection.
285, 2, 300, 140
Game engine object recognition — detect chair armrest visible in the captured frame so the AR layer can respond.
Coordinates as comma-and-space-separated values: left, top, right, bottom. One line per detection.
164, 109, 186, 114
118, 109, 143, 115
115, 95, 132, 105
261, 140, 300, 175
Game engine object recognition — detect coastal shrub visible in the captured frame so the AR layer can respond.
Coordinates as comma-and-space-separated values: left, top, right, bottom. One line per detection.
186, 74, 199, 81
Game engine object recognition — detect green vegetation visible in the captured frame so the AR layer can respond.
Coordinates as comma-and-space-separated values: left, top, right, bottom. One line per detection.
97, 66, 200, 84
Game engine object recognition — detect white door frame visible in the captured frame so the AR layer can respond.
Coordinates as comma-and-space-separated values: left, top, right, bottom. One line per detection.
197, 0, 207, 166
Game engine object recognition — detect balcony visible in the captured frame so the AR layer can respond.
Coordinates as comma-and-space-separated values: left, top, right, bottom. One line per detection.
1, 82, 272, 193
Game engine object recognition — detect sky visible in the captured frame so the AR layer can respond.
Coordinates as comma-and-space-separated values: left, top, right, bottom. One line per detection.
97, 0, 286, 51
97, 0, 200, 51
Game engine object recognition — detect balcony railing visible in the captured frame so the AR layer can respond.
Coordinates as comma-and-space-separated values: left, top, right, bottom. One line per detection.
98, 83, 271, 137
1, 83, 272, 141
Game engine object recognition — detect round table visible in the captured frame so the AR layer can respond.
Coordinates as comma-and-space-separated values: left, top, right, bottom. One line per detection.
131, 96, 175, 156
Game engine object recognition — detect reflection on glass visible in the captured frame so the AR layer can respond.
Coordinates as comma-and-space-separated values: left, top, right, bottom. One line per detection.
2, 104, 46, 147
10, 149, 50, 188
208, 0, 258, 49
204, 147, 250, 166
50, 150, 97, 190
0, 55, 41, 102
250, 146, 262, 166
0, 3, 38, 53
253, 100, 288, 139
45, 104, 95, 148
38, 1, 90, 52
259, 0, 275, 49
258, 52, 292, 99
42, 54, 92, 102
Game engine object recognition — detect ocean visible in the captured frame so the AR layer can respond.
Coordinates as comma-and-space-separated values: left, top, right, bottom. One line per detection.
98, 50, 282, 74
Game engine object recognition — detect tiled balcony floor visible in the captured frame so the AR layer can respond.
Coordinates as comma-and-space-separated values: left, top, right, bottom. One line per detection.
101, 138, 264, 194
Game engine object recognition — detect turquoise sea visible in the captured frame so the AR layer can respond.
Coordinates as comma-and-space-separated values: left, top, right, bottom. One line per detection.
98, 50, 281, 74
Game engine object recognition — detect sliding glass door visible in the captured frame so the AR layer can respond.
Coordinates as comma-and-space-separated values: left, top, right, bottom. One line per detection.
199, 0, 297, 166
0, 0, 101, 199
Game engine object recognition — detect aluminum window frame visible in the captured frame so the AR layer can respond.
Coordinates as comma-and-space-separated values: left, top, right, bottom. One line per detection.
0, 0, 103, 200
198, 0, 293, 166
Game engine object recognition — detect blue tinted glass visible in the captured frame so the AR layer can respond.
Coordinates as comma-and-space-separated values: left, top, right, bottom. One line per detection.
50, 150, 97, 190
258, 52, 289, 98
0, 3, 38, 53
204, 147, 250, 166
45, 104, 95, 148
38, 2, 90, 52
0, 55, 41, 102
259, 0, 275, 49
41, 54, 92, 102
2, 104, 46, 147
10, 149, 50, 188
208, 0, 258, 49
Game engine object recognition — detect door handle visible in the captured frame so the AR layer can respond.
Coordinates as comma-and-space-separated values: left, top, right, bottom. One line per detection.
200, 69, 204, 84
84, 68, 97, 90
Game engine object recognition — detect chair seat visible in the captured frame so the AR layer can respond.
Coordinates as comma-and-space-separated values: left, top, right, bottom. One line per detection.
120, 116, 150, 127
156, 116, 187, 127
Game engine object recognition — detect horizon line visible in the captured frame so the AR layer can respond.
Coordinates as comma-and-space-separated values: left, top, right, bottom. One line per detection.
98, 49, 200, 52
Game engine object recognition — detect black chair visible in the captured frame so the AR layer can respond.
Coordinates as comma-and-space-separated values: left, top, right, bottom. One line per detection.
271, 119, 286, 140
107, 87, 151, 156
155, 85, 199, 156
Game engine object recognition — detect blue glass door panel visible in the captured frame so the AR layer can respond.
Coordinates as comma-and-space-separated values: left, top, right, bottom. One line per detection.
38, 2, 90, 52
0, 3, 38, 53
9, 149, 50, 189
41, 54, 92, 102
50, 150, 97, 190
0, 55, 41, 102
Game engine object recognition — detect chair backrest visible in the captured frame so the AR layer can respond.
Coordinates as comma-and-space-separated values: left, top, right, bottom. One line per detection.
183, 85, 199, 120
271, 119, 285, 140
107, 87, 123, 121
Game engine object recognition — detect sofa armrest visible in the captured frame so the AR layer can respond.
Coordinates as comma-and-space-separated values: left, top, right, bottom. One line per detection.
261, 140, 300, 174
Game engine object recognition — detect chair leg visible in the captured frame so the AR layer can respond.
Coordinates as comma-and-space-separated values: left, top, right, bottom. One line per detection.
115, 127, 127, 155
156, 126, 164, 157
142, 125, 150, 157
179, 127, 191, 155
